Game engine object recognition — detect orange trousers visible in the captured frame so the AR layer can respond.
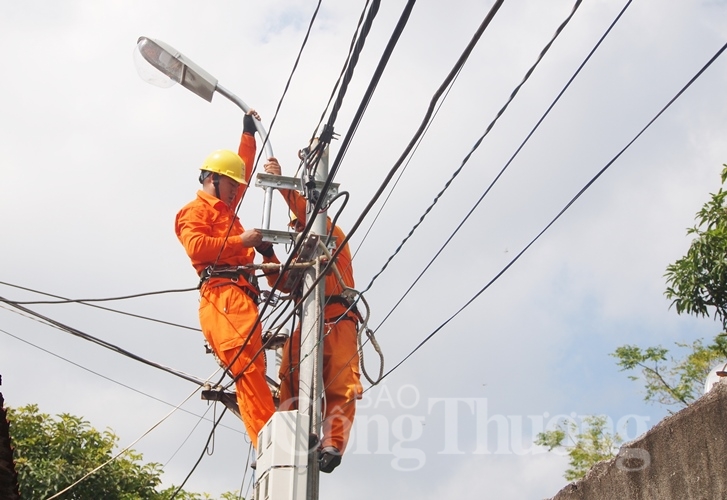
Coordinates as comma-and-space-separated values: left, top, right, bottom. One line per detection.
199, 280, 275, 449
278, 315, 363, 453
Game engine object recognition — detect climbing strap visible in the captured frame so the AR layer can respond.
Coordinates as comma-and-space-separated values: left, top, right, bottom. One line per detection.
199, 265, 261, 303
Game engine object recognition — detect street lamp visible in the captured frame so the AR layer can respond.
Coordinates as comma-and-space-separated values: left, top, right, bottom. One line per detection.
134, 36, 277, 229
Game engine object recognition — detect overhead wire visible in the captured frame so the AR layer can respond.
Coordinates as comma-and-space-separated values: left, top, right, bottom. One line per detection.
371, 35, 727, 388
299, 0, 417, 223
1, 297, 208, 386
0, 323, 242, 434
351, 74, 460, 261
322, 0, 630, 403
162, 403, 215, 467
309, 0, 375, 143
309, 0, 504, 293
360, 0, 583, 294
0, 280, 201, 332
249, 0, 325, 176
300, 0, 508, 397
223, 0, 503, 416
370, 0, 632, 334
168, 407, 228, 500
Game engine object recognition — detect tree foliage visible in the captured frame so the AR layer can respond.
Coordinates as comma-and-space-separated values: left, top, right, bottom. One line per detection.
541, 165, 727, 482
535, 415, 621, 482
8, 405, 241, 500
612, 337, 727, 408
664, 165, 727, 330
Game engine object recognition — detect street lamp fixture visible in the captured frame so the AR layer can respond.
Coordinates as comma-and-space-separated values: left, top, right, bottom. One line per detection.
134, 36, 278, 229
135, 37, 217, 101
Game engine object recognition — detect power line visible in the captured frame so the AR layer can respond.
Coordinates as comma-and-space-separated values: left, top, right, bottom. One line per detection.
0, 280, 200, 332
361, 0, 584, 295
0, 323, 242, 434
323, 0, 588, 397
373, 36, 727, 386
314, 0, 505, 288
0, 298, 207, 386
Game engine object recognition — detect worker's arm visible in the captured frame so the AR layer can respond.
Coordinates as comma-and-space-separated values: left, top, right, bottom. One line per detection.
231, 111, 259, 210
175, 202, 258, 265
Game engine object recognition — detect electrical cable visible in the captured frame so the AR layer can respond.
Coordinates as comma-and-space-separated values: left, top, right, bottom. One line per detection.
309, 0, 373, 144
371, 36, 727, 387
1, 298, 208, 386
370, 0, 631, 333
351, 71, 460, 261
322, 0, 666, 403
0, 281, 201, 332
300, 0, 418, 230
294, 0, 507, 397
311, 0, 504, 295
318, 0, 380, 137
163, 402, 215, 467
0, 323, 242, 434
362, 0, 583, 294
168, 406, 228, 500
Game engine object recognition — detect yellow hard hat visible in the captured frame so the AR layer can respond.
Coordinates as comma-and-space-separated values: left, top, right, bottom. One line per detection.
200, 150, 246, 184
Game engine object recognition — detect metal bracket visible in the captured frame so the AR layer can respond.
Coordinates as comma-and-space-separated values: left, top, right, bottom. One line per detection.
255, 173, 339, 200
259, 228, 299, 245
283, 234, 320, 290
201, 387, 241, 420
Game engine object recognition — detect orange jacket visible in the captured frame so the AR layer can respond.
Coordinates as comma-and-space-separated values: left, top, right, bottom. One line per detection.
175, 133, 262, 274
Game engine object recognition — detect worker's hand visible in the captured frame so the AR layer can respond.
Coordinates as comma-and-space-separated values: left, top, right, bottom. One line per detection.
255, 242, 275, 258
240, 228, 264, 248
243, 109, 261, 135
264, 157, 282, 176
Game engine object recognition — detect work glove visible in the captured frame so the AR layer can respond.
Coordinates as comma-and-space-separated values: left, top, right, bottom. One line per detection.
256, 242, 275, 258
243, 113, 257, 135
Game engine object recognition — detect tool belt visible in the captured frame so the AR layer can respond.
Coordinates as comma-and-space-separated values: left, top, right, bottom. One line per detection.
199, 265, 261, 303
324, 295, 362, 324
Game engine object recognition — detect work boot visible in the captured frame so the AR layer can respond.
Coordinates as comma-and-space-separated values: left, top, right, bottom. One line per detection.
319, 446, 341, 474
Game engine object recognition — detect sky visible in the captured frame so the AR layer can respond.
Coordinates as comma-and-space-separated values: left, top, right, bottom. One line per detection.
2, 0, 727, 498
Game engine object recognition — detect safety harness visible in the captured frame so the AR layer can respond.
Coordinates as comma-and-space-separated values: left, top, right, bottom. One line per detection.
323, 295, 363, 324
199, 265, 261, 303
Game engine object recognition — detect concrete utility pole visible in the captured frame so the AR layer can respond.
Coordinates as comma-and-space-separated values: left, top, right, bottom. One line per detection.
252, 146, 339, 500
297, 145, 329, 500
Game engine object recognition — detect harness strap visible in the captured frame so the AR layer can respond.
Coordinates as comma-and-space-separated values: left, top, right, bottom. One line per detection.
199, 265, 261, 303
324, 294, 363, 324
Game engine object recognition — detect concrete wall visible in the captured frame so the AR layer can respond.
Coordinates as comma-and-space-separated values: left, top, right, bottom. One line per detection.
550, 379, 727, 500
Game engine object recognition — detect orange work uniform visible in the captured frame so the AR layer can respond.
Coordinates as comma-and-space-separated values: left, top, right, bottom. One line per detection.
175, 132, 275, 448
275, 188, 363, 455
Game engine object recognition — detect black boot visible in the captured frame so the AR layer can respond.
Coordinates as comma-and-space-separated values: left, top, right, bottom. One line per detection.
319, 446, 341, 473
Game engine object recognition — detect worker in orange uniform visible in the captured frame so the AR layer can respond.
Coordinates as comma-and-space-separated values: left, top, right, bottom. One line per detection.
175, 110, 277, 448
260, 156, 363, 473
